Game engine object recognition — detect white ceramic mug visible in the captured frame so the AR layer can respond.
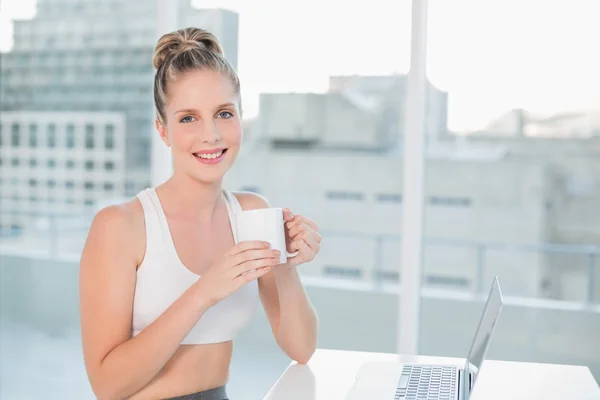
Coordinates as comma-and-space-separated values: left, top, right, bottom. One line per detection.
236, 208, 299, 264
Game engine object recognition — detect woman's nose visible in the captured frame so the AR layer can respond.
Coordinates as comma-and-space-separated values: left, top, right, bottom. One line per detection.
200, 120, 221, 143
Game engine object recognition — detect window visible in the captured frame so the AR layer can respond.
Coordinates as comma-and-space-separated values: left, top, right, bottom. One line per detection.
425, 275, 470, 289
376, 193, 402, 203
373, 270, 399, 282
28, 179, 37, 187
47, 180, 56, 188
11, 124, 20, 147
66, 124, 75, 148
326, 191, 365, 201
428, 196, 472, 207
29, 124, 37, 147
84, 181, 94, 190
47, 124, 56, 147
47, 159, 56, 168
11, 158, 20, 167
104, 161, 114, 171
323, 266, 363, 279
66, 160, 75, 169
85, 160, 94, 170
105, 124, 115, 149
103, 182, 114, 191
85, 124, 95, 149
65, 181, 75, 189
29, 158, 37, 167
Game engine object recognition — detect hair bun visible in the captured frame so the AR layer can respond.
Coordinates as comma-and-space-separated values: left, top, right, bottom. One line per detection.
153, 27, 224, 70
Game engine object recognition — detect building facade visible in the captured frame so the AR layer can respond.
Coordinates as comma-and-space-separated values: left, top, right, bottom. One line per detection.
0, 111, 126, 233
224, 91, 600, 303
0, 0, 239, 195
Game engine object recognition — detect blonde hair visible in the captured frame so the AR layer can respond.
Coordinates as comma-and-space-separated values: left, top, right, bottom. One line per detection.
152, 27, 241, 124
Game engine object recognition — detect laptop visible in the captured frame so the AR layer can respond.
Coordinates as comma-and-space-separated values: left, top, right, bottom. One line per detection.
346, 276, 503, 400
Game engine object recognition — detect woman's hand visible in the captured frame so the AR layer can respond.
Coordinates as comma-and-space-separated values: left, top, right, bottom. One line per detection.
197, 240, 281, 307
283, 209, 322, 268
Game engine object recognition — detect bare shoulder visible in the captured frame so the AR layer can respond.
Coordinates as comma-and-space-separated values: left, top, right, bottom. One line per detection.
232, 191, 271, 211
89, 198, 143, 237
83, 197, 145, 265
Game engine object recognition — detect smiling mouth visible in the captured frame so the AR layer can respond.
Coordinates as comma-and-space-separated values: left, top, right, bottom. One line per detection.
192, 149, 228, 163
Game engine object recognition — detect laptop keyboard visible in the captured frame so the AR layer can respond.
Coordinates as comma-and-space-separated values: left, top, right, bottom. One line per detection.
394, 365, 458, 400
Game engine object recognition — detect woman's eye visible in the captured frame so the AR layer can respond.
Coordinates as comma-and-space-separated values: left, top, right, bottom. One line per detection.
218, 111, 233, 119
180, 116, 195, 123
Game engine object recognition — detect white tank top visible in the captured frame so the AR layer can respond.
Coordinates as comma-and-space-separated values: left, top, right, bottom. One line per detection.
131, 187, 259, 345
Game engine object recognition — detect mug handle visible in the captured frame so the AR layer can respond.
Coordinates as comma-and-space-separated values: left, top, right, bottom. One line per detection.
282, 208, 299, 259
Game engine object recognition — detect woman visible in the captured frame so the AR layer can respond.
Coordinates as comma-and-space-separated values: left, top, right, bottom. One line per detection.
79, 27, 320, 400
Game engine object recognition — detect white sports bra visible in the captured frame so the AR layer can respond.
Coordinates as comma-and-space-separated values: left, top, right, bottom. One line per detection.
131, 187, 259, 345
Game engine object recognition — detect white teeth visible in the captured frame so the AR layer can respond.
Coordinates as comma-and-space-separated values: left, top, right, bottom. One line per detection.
196, 150, 223, 159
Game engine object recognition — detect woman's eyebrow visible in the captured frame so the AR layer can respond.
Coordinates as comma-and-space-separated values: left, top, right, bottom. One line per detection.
173, 108, 198, 115
173, 103, 236, 115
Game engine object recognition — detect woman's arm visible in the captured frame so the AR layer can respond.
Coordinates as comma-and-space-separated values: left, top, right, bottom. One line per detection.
259, 267, 318, 363
79, 203, 212, 399
236, 192, 319, 364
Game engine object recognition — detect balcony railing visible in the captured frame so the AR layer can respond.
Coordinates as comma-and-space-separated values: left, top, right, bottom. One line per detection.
1, 211, 598, 306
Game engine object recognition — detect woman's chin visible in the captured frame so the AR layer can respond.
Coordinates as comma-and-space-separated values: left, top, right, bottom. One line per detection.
188, 167, 230, 185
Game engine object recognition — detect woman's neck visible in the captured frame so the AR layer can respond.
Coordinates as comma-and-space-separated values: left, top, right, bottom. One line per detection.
156, 173, 224, 221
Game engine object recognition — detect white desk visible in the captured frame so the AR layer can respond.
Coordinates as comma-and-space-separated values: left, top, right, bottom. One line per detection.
264, 349, 600, 400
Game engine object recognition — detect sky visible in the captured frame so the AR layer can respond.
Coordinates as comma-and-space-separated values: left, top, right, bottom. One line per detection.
1, 0, 599, 131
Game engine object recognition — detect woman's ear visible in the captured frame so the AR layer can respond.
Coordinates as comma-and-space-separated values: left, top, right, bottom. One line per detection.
155, 119, 171, 147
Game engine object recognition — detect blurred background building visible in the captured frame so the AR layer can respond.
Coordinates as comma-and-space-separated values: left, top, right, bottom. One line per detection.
1, 0, 599, 398
0, 0, 239, 199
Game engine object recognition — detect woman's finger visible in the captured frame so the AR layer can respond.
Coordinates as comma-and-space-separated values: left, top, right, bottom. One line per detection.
232, 257, 281, 278
285, 215, 302, 231
282, 208, 295, 222
289, 223, 322, 247
299, 231, 320, 253
314, 230, 322, 244
235, 266, 273, 285
288, 222, 308, 238
292, 239, 315, 263
232, 249, 280, 267
295, 215, 319, 232
228, 240, 270, 256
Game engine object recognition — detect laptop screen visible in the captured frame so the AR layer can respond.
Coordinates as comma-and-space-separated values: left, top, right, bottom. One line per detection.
463, 277, 503, 391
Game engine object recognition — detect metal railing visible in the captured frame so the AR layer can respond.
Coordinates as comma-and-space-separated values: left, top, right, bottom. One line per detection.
316, 229, 599, 305
1, 211, 598, 305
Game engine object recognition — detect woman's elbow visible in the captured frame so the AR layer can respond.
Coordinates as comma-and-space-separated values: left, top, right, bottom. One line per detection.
291, 340, 317, 365
294, 355, 313, 365
88, 371, 132, 400
89, 380, 120, 400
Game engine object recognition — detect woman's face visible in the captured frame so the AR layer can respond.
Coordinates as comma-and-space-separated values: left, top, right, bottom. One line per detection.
156, 68, 242, 185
